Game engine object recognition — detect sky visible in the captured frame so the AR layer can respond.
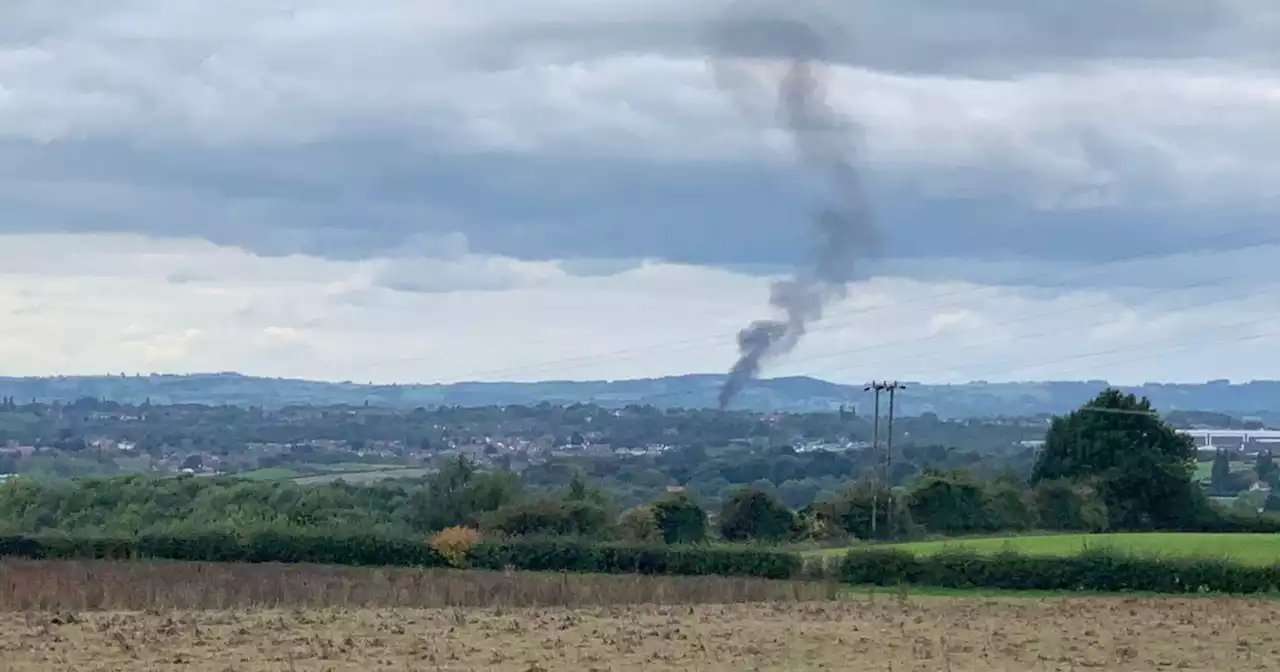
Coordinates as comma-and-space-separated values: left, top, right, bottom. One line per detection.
2, 0, 1280, 386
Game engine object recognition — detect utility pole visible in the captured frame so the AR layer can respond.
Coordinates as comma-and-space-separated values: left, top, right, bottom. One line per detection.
883, 381, 906, 535
864, 381, 882, 537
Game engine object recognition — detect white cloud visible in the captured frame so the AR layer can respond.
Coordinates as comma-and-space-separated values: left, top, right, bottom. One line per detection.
3, 1, 1280, 385
1, 233, 1277, 384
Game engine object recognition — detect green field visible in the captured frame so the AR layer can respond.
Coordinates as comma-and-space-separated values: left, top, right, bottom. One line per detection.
811, 533, 1280, 566
1194, 460, 1255, 483
235, 467, 302, 481
306, 462, 405, 473
291, 467, 436, 484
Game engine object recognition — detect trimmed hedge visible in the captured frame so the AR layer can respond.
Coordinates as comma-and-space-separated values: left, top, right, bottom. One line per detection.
839, 547, 1280, 594
468, 538, 801, 580
6, 530, 1277, 595
0, 530, 453, 567
0, 532, 801, 581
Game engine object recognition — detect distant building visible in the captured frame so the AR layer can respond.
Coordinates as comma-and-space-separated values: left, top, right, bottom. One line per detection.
1179, 429, 1280, 454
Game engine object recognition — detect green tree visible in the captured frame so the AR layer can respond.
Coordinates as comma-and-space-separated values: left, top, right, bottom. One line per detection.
614, 505, 662, 543
985, 478, 1039, 531
1030, 479, 1109, 532
1211, 449, 1232, 492
830, 480, 913, 541
905, 470, 993, 535
1265, 490, 1280, 513
718, 487, 796, 542
650, 492, 707, 544
1208, 449, 1252, 495
567, 470, 589, 501
1031, 389, 1196, 529
480, 497, 610, 538
1257, 450, 1278, 485
407, 456, 521, 532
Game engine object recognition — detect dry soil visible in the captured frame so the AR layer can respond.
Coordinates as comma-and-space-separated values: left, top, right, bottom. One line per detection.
4, 596, 1280, 671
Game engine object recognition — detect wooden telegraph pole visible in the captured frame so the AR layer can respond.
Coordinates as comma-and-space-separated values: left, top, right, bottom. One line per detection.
864, 381, 882, 537
883, 381, 906, 535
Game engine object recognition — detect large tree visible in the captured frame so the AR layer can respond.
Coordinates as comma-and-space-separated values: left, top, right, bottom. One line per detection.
1031, 388, 1196, 529
718, 487, 796, 542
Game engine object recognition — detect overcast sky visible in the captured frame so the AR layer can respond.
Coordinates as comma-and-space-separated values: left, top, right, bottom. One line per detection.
2, 0, 1280, 386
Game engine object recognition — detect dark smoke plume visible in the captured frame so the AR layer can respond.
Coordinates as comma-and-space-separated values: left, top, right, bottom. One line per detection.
708, 5, 877, 409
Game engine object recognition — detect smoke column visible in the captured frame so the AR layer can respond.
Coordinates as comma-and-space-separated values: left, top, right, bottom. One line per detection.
708, 5, 877, 409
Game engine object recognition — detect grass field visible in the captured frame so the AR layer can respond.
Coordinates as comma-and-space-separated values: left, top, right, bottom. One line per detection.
3, 559, 1279, 670
292, 467, 436, 484
234, 467, 301, 481
810, 532, 1280, 565
1194, 459, 1256, 482
306, 462, 405, 473
229, 464, 429, 484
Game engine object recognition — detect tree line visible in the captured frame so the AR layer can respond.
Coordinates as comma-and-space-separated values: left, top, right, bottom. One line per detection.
0, 396, 1046, 458
3, 389, 1274, 543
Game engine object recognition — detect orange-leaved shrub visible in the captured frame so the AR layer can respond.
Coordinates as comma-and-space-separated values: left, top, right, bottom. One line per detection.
429, 526, 482, 567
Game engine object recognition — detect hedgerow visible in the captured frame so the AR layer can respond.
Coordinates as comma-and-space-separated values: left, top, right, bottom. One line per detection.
4, 529, 1280, 594
0, 531, 799, 580
838, 547, 1280, 594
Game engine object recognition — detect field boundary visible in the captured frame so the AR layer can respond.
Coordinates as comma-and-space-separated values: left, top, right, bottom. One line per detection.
3, 530, 1280, 596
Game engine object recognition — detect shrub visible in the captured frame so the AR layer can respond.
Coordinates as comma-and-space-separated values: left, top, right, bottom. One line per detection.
718, 488, 797, 542
429, 526, 482, 567
906, 470, 995, 535
468, 537, 802, 580
985, 481, 1040, 532
0, 530, 802, 581
614, 506, 662, 543
837, 546, 1280, 595
830, 482, 915, 540
837, 548, 920, 586
1031, 479, 1109, 532
480, 498, 610, 539
795, 505, 848, 544
650, 493, 708, 544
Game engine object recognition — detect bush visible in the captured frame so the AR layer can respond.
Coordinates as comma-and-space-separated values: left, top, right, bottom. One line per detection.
429, 526, 482, 567
614, 506, 662, 543
906, 471, 996, 535
0, 529, 454, 568
795, 505, 848, 544
837, 547, 1280, 595
837, 548, 921, 585
830, 482, 915, 540
651, 493, 708, 544
0, 529, 803, 581
718, 488, 797, 542
1031, 479, 1109, 532
464, 537, 802, 580
985, 481, 1040, 532
480, 498, 610, 539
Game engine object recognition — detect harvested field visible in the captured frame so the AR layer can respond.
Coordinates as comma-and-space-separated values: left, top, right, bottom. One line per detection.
0, 559, 840, 611
3, 560, 1280, 670
6, 598, 1280, 670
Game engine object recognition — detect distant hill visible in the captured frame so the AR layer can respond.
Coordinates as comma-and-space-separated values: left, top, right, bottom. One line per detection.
1, 373, 1278, 421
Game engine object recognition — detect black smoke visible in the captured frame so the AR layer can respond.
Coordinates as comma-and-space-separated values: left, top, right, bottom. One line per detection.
709, 5, 877, 409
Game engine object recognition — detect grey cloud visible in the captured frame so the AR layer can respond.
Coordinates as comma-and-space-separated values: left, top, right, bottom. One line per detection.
3, 0, 1280, 292
472, 0, 1277, 76
3, 134, 1278, 289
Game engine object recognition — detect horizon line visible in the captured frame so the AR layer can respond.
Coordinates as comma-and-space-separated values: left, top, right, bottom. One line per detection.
0, 371, 1267, 388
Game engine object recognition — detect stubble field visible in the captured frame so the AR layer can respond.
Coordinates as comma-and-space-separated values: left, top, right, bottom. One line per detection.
1, 559, 1279, 671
